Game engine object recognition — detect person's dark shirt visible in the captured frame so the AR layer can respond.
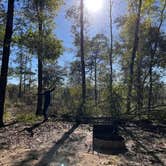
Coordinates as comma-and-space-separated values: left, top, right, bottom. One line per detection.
44, 90, 51, 105
43, 87, 55, 105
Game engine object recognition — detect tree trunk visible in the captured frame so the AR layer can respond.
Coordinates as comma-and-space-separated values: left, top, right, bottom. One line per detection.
18, 72, 22, 98
109, 0, 113, 100
23, 71, 26, 94
23, 55, 28, 95
94, 56, 97, 106
28, 60, 32, 92
148, 49, 153, 117
136, 54, 143, 119
80, 0, 86, 114
0, 0, 14, 127
18, 53, 23, 98
36, 20, 43, 115
148, 1, 166, 118
126, 0, 142, 113
18, 51, 23, 98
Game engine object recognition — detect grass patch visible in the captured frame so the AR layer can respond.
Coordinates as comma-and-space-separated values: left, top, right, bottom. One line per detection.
16, 112, 43, 123
4, 111, 13, 121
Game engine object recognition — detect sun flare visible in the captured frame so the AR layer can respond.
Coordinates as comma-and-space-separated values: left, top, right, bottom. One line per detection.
85, 0, 103, 13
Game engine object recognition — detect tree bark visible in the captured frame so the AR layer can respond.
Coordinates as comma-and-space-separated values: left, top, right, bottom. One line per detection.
148, 0, 166, 118
18, 48, 23, 98
23, 55, 28, 95
80, 0, 86, 114
0, 0, 15, 127
23, 70, 26, 94
94, 56, 97, 106
126, 0, 142, 113
109, 0, 113, 100
148, 47, 153, 117
18, 70, 23, 98
28, 60, 32, 92
136, 53, 143, 118
36, 20, 43, 115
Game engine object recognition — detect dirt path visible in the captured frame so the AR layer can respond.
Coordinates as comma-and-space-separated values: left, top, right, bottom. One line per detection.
0, 120, 165, 166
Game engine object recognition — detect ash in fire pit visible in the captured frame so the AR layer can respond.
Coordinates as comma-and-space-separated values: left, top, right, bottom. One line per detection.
93, 125, 126, 154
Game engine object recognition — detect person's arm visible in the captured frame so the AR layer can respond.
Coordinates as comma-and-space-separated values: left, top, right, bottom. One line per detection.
49, 85, 57, 93
50, 87, 56, 93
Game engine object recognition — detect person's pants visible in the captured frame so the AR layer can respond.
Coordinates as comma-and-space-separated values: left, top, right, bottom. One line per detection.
43, 103, 49, 120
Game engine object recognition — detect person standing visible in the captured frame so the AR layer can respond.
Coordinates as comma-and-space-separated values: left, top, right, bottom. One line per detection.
39, 86, 55, 121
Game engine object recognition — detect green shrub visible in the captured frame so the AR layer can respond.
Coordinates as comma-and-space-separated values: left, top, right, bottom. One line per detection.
14, 102, 24, 108
5, 99, 12, 109
4, 111, 13, 121
16, 113, 42, 123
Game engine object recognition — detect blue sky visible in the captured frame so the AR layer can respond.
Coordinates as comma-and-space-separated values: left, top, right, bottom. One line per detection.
55, 0, 126, 66
8, 0, 127, 84
54, 0, 166, 83
10, 0, 165, 84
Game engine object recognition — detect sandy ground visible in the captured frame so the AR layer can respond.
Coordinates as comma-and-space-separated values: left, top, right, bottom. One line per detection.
0, 120, 166, 166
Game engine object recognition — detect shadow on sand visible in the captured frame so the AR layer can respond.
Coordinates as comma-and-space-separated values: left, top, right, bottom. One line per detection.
122, 126, 165, 166
35, 123, 79, 166
4, 121, 18, 127
14, 123, 79, 166
21, 121, 46, 137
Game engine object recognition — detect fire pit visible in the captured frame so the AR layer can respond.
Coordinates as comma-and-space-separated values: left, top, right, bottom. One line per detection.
93, 125, 126, 154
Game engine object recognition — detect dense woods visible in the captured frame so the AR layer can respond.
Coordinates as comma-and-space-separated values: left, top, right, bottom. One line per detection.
0, 0, 165, 127
0, 0, 165, 165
